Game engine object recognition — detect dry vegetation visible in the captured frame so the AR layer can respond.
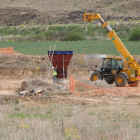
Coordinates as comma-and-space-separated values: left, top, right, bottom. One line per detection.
1, 102, 140, 140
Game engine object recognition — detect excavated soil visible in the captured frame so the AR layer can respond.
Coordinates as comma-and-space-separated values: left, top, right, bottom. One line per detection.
0, 53, 140, 106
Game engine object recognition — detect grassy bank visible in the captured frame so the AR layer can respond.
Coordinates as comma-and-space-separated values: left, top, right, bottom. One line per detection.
0, 23, 139, 42
0, 40, 140, 55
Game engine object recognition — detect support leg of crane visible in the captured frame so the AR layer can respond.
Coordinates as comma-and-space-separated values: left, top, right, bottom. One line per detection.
128, 81, 139, 87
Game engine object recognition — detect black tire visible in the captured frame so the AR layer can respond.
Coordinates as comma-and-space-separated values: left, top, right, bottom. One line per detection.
91, 71, 102, 81
115, 74, 127, 87
105, 78, 115, 84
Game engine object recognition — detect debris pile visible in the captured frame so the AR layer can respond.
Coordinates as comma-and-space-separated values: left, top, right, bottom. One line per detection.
20, 78, 65, 96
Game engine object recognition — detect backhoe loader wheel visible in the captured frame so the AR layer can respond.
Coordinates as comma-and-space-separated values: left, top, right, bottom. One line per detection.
91, 71, 102, 81
115, 74, 127, 87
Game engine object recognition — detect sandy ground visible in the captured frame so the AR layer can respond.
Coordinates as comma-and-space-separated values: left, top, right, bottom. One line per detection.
0, 79, 23, 94
0, 78, 140, 107
0, 79, 23, 88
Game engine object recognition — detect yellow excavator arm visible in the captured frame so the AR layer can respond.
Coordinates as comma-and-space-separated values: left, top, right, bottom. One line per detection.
84, 12, 140, 83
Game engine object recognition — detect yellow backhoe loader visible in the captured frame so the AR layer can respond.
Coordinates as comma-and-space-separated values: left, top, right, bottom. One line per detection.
83, 13, 140, 87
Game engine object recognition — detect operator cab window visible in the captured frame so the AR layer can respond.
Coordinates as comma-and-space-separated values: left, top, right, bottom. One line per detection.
102, 58, 112, 68
116, 59, 123, 69
112, 59, 117, 69
102, 58, 122, 70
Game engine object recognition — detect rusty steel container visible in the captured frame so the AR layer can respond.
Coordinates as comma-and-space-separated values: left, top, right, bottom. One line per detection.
48, 51, 73, 83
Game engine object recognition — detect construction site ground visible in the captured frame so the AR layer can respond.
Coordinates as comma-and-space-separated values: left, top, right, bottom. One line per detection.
1, 53, 140, 107
1, 79, 140, 110
0, 1, 140, 139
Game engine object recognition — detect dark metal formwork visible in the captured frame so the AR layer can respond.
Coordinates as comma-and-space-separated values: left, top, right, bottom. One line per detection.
48, 51, 73, 78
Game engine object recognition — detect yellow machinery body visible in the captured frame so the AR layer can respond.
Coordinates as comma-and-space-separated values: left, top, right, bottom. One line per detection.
84, 13, 140, 85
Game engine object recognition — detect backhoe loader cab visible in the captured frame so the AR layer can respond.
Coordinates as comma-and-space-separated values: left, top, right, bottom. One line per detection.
101, 57, 122, 73
91, 57, 123, 85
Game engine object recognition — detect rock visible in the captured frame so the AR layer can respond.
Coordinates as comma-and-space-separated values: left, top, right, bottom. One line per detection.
18, 90, 29, 96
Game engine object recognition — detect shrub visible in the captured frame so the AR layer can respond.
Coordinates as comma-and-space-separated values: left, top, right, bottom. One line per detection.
63, 31, 85, 41
47, 20, 53, 25
129, 26, 140, 41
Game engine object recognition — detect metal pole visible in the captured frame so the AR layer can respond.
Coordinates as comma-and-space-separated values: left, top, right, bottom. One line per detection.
49, 44, 56, 82
62, 53, 65, 84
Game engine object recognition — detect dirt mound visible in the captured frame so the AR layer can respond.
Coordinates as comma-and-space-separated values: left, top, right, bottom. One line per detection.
0, 7, 40, 26
0, 53, 140, 79
21, 78, 65, 92
0, 53, 88, 79
0, 7, 85, 26
0, 53, 87, 70
0, 53, 47, 69
0, 0, 140, 25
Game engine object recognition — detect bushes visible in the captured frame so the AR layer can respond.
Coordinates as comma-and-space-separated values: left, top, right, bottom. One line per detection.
129, 26, 140, 41
29, 30, 85, 41
63, 31, 85, 41
1, 24, 138, 42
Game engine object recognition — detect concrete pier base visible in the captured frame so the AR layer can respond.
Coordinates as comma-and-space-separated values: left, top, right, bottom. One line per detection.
56, 78, 67, 84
